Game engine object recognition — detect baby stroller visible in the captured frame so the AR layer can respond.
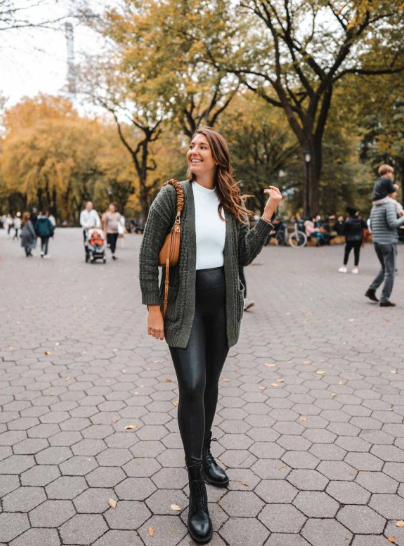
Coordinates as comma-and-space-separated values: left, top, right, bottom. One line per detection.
85, 228, 106, 263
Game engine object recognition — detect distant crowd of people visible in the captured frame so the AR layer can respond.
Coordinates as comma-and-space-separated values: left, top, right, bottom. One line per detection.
1, 202, 127, 262
1, 209, 56, 258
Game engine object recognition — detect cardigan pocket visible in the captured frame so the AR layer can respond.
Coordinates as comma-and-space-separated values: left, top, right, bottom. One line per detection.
237, 281, 244, 322
164, 286, 180, 323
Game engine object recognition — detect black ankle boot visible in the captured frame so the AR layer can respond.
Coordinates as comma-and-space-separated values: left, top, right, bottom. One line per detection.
187, 462, 213, 544
202, 431, 229, 487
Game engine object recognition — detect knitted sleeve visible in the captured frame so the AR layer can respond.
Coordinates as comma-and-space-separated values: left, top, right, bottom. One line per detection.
139, 185, 177, 306
237, 216, 274, 267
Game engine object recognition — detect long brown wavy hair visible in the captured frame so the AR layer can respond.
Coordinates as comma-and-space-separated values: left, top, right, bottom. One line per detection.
187, 126, 254, 224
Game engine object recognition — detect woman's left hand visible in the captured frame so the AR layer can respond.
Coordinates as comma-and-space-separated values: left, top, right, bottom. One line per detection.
262, 186, 283, 222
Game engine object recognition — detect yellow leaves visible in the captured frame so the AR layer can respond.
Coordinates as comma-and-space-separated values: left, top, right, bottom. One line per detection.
173, 400, 179, 406
108, 498, 117, 509
396, 521, 404, 527
124, 424, 138, 430
316, 370, 326, 375
388, 537, 396, 543
170, 504, 181, 511
44, 351, 52, 355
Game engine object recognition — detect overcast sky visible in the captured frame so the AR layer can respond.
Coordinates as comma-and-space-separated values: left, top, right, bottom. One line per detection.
0, 0, 110, 108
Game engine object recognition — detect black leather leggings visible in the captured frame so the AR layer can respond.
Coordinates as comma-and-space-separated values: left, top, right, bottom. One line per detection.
169, 266, 229, 467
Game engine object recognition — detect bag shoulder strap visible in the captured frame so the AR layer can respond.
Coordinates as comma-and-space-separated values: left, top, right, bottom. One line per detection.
163, 179, 184, 221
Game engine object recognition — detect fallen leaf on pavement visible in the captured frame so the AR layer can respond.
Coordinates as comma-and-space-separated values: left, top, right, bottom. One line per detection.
124, 424, 138, 430
390, 370, 397, 374
44, 351, 52, 355
299, 416, 307, 421
258, 386, 265, 391
149, 526, 155, 537
165, 378, 172, 383
108, 498, 117, 509
264, 363, 276, 367
303, 360, 311, 364
388, 537, 396, 543
171, 504, 181, 511
316, 371, 326, 375
271, 383, 279, 387
220, 378, 231, 382
173, 400, 179, 406
396, 521, 404, 527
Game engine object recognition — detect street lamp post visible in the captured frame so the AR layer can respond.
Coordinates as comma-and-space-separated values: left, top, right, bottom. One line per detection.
304, 150, 311, 218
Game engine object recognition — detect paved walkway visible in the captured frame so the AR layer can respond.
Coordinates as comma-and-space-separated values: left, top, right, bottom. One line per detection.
1, 228, 404, 546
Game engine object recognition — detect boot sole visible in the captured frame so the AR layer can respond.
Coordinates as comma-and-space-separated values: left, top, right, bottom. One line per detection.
203, 474, 229, 488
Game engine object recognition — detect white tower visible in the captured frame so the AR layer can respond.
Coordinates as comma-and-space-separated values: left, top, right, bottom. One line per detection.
65, 22, 76, 99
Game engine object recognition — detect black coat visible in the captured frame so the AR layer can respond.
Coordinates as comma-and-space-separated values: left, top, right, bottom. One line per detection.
343, 217, 367, 242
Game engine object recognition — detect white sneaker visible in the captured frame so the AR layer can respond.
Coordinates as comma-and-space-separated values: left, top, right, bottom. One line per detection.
40, 251, 44, 258
352, 268, 359, 274
244, 299, 255, 311
338, 266, 348, 273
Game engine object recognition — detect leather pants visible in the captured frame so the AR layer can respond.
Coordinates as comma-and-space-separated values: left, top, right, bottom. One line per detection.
169, 266, 229, 467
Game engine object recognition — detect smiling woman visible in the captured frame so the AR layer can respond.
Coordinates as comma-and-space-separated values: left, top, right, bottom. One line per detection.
139, 126, 282, 544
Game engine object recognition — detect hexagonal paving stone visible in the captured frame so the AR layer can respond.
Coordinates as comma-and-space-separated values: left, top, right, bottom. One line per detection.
337, 505, 385, 534
10, 528, 60, 546
326, 481, 371, 505
0, 455, 35, 475
317, 461, 357, 481
30, 500, 75, 527
251, 459, 291, 480
96, 448, 132, 467
293, 491, 339, 517
227, 469, 261, 491
302, 519, 352, 546
287, 469, 329, 491
263, 534, 311, 546
355, 471, 398, 493
219, 491, 264, 517
21, 465, 60, 486
123, 457, 161, 478
344, 452, 384, 471
60, 456, 98, 476
74, 488, 116, 513
259, 504, 307, 533
0, 475, 20, 497
105, 501, 151, 530
281, 451, 319, 470
219, 517, 269, 546
93, 530, 143, 546
3, 486, 46, 512
152, 468, 188, 489
145, 489, 188, 515
60, 514, 108, 545
255, 480, 298, 504
72, 439, 107, 457
352, 536, 395, 546
36, 446, 73, 465
0, 513, 29, 543
138, 515, 187, 546
369, 493, 404, 519
46, 476, 87, 499
86, 467, 126, 487
115, 477, 157, 501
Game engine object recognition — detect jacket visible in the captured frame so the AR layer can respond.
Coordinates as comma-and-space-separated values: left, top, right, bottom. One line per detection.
139, 180, 273, 348
370, 202, 404, 244
35, 216, 54, 238
342, 217, 367, 242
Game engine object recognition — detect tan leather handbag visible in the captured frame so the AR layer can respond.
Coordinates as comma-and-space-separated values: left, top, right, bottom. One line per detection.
158, 180, 184, 318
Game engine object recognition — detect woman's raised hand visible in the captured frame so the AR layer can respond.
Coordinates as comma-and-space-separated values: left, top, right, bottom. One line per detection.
147, 306, 165, 340
262, 186, 283, 221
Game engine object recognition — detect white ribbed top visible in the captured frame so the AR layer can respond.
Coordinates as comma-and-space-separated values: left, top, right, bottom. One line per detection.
192, 181, 226, 270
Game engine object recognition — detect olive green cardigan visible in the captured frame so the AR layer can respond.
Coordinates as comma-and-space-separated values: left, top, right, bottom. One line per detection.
139, 180, 273, 348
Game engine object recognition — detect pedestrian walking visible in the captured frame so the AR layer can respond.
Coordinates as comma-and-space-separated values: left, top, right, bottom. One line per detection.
365, 190, 404, 307
338, 207, 368, 274
30, 208, 38, 228
13, 213, 21, 240
80, 201, 101, 260
35, 211, 54, 258
139, 126, 282, 544
20, 212, 36, 257
5, 213, 13, 237
46, 210, 56, 228
103, 203, 122, 260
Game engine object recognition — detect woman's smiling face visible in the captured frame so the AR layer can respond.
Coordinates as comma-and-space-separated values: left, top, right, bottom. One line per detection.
187, 134, 216, 177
